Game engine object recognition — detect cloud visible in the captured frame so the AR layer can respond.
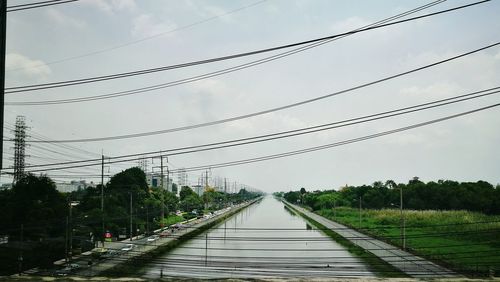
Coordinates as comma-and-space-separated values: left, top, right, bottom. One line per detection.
330, 16, 371, 33
185, 1, 234, 23
110, 0, 136, 11
82, 0, 136, 14
6, 53, 52, 79
399, 82, 463, 99
46, 8, 87, 29
495, 50, 500, 60
131, 14, 177, 38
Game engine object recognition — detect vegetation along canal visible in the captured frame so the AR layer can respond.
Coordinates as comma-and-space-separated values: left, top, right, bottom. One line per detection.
142, 196, 377, 279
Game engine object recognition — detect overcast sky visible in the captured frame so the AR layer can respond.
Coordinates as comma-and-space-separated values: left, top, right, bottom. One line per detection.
3, 0, 500, 192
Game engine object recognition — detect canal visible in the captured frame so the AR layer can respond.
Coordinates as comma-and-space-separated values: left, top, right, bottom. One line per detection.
143, 196, 374, 279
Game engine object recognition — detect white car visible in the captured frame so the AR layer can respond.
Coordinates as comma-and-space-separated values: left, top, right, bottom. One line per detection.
147, 235, 159, 242
121, 244, 134, 251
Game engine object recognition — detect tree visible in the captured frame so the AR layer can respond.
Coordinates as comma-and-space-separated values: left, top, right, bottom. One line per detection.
171, 183, 178, 194
181, 194, 203, 212
180, 186, 195, 201
5, 174, 67, 239
0, 174, 67, 274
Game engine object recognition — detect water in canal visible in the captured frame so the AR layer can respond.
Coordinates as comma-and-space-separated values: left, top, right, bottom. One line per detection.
143, 196, 374, 278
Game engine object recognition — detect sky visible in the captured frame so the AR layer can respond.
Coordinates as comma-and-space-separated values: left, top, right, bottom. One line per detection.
3, 0, 500, 192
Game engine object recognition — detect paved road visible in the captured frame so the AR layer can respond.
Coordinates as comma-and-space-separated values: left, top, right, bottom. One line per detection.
285, 201, 462, 278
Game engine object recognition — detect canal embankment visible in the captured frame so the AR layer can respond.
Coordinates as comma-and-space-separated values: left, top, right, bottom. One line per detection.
283, 200, 461, 278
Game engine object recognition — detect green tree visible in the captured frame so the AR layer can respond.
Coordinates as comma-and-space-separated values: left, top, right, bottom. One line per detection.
181, 194, 203, 212
180, 186, 195, 201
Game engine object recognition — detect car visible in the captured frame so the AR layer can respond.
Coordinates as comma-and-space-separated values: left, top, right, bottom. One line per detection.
90, 247, 108, 260
54, 269, 70, 276
121, 244, 134, 251
159, 230, 171, 238
147, 235, 159, 242
68, 263, 80, 270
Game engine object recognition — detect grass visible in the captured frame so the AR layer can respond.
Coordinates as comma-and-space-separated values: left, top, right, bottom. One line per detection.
284, 203, 406, 278
160, 214, 185, 226
317, 207, 500, 276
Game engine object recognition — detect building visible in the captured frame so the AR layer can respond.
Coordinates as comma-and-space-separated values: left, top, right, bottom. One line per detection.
192, 185, 204, 197
146, 173, 174, 193
55, 180, 93, 193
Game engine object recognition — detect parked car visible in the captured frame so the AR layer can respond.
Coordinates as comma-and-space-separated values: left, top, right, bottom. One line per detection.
54, 268, 71, 276
159, 230, 171, 238
147, 235, 159, 242
121, 244, 134, 251
90, 247, 108, 260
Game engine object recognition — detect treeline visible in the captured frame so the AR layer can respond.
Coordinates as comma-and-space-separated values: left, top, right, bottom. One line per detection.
276, 178, 500, 214
0, 167, 261, 275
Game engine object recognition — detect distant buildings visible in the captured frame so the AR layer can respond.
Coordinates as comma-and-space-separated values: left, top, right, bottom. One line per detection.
192, 185, 204, 197
146, 173, 175, 193
55, 180, 94, 193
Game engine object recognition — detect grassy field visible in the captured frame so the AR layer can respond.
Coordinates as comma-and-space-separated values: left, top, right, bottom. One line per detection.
160, 214, 185, 226
317, 207, 500, 276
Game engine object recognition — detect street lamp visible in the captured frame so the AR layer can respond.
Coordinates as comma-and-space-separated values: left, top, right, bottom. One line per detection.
67, 201, 79, 262
391, 201, 406, 250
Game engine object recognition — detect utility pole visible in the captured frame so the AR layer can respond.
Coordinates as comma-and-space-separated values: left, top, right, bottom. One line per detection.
69, 203, 73, 261
101, 154, 104, 247
129, 193, 133, 241
166, 166, 170, 192
160, 156, 164, 229
205, 233, 208, 266
0, 0, 7, 170
359, 196, 362, 229
400, 186, 406, 250
146, 205, 149, 235
65, 216, 69, 262
333, 199, 336, 219
18, 224, 23, 275
205, 170, 209, 190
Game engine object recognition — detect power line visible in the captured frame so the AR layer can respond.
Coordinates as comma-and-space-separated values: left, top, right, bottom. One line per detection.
3, 86, 497, 170
161, 102, 500, 174
8, 101, 500, 174
6, 0, 269, 70
5, 0, 489, 94
2, 0, 450, 106
6, 0, 80, 12
11, 41, 500, 143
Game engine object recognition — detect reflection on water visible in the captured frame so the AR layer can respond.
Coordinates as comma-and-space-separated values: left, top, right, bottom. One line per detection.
142, 196, 374, 279
283, 204, 297, 216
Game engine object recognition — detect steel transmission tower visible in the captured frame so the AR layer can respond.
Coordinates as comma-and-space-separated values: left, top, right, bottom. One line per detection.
12, 116, 28, 183
137, 156, 148, 173
177, 168, 188, 187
